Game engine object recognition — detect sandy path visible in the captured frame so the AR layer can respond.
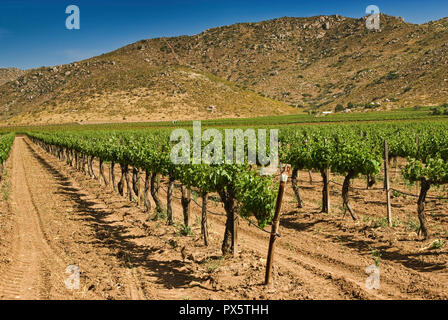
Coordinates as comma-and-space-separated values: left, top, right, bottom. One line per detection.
0, 137, 67, 299
0, 137, 149, 299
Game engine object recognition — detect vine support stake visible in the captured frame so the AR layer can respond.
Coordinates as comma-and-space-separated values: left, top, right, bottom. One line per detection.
265, 165, 290, 286
322, 138, 330, 213
384, 140, 392, 227
233, 213, 239, 258
415, 134, 420, 194
325, 167, 331, 213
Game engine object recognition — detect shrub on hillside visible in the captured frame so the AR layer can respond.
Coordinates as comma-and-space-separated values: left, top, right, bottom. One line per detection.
334, 104, 344, 112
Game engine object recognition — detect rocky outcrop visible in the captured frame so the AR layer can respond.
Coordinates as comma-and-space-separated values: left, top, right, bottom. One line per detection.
0, 68, 25, 86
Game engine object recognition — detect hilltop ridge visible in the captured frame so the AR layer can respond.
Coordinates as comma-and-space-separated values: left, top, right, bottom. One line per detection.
0, 68, 25, 86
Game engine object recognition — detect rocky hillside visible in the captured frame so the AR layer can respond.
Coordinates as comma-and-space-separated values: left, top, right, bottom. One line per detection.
1, 13, 448, 124
0, 63, 292, 125
0, 68, 24, 86
107, 14, 448, 110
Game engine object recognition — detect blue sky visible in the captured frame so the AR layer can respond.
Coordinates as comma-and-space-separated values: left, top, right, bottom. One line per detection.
1, 0, 447, 69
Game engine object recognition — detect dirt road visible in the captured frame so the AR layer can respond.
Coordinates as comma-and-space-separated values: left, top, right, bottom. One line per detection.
0, 136, 67, 299
0, 137, 148, 299
0, 136, 447, 300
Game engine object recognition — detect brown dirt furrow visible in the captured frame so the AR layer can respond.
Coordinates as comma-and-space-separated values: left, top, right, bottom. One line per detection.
199, 189, 447, 300
239, 211, 447, 300
288, 234, 448, 300
0, 137, 66, 299
234, 226, 384, 300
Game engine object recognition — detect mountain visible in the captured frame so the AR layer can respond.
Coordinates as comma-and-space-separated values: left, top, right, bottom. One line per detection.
0, 68, 24, 86
0, 64, 291, 125
1, 14, 448, 125
113, 14, 447, 110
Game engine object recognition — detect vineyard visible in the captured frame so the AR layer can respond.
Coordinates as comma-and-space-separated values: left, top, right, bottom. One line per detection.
27, 120, 448, 242
0, 105, 447, 134
0, 120, 448, 299
3, 0, 448, 305
0, 133, 14, 173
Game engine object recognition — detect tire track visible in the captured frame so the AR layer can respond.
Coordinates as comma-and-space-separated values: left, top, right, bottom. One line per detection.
24, 138, 147, 300
0, 137, 61, 299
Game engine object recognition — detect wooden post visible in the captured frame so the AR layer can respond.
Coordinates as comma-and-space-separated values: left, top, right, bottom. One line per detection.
325, 167, 331, 213
233, 213, 239, 258
201, 193, 209, 246
384, 140, 392, 227
265, 166, 290, 286
415, 134, 420, 195
323, 138, 330, 213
